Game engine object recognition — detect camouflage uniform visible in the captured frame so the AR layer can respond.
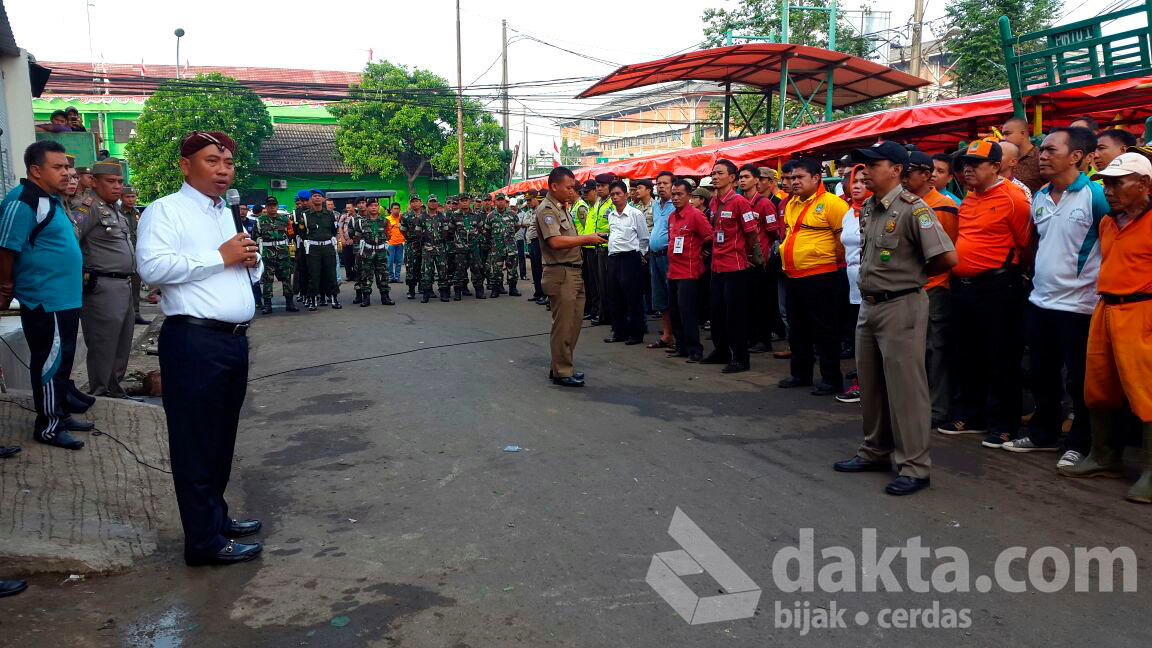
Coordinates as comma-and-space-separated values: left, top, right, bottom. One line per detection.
486, 206, 519, 294
254, 207, 296, 310
351, 214, 393, 305
450, 200, 487, 298
399, 207, 425, 298
418, 205, 451, 300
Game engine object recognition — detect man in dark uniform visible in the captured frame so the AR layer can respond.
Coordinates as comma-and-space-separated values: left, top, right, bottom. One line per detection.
297, 189, 341, 310
834, 141, 958, 496
590, 174, 614, 326
291, 190, 310, 302
536, 167, 607, 387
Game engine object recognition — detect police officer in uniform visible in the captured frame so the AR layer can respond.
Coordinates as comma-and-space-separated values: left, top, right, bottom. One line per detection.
121, 184, 150, 325
291, 190, 311, 303
72, 160, 139, 400
833, 141, 958, 496
536, 167, 607, 387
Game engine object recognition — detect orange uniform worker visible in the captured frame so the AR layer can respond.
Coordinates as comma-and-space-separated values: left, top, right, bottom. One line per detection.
1061, 152, 1152, 503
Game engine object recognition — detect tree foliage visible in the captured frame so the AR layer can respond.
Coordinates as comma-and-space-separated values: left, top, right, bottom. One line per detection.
330, 60, 509, 194
942, 0, 1061, 95
126, 73, 272, 201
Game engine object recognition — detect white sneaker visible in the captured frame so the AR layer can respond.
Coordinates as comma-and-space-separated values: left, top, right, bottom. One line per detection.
1056, 450, 1084, 469
1002, 436, 1060, 453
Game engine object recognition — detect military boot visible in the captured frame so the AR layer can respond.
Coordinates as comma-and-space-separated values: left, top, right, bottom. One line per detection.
380, 291, 395, 306
285, 295, 299, 312
462, 286, 473, 296
360, 291, 371, 307
352, 291, 362, 305
508, 280, 521, 297
407, 285, 416, 300
307, 296, 318, 312
453, 287, 463, 301
439, 287, 451, 302
421, 290, 431, 303
1059, 409, 1125, 479
1125, 423, 1152, 504
261, 298, 272, 315
331, 295, 342, 309
488, 286, 500, 299
474, 286, 486, 299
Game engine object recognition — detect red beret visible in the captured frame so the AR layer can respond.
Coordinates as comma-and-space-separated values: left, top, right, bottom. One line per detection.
180, 131, 236, 158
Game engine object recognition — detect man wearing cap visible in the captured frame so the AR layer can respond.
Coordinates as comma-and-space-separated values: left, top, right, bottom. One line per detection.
136, 131, 265, 565
254, 196, 298, 314
1060, 152, 1152, 502
351, 199, 395, 307
399, 195, 425, 300
459, 194, 487, 298
590, 174, 615, 325
523, 190, 546, 303
834, 140, 957, 496
72, 159, 139, 400
489, 194, 521, 297
419, 195, 451, 302
296, 190, 341, 310
291, 190, 311, 301
937, 140, 1031, 449
574, 181, 601, 316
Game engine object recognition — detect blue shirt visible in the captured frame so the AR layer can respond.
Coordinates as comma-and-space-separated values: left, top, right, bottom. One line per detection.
0, 180, 83, 312
650, 197, 674, 253
940, 187, 962, 205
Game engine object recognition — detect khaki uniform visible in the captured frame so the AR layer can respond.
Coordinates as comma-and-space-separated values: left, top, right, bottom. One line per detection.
854, 186, 955, 479
73, 190, 136, 397
536, 193, 585, 378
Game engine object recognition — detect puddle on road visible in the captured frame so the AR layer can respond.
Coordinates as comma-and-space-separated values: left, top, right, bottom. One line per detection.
125, 605, 190, 648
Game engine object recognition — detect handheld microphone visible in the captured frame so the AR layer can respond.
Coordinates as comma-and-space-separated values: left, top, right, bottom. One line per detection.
226, 188, 243, 234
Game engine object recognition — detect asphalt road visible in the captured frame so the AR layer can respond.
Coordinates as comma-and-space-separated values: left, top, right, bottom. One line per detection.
4, 287, 1151, 647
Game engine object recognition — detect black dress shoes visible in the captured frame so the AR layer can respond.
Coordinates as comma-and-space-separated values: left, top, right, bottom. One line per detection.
833, 456, 893, 473
223, 518, 263, 539
548, 370, 585, 381
135, 315, 152, 325
777, 376, 813, 388
698, 353, 729, 365
0, 579, 28, 598
186, 540, 263, 566
551, 376, 585, 387
62, 417, 94, 432
810, 382, 840, 396
885, 475, 931, 496
721, 362, 749, 374
686, 352, 703, 363
603, 337, 625, 343
0, 446, 21, 459
624, 337, 644, 346
65, 386, 95, 414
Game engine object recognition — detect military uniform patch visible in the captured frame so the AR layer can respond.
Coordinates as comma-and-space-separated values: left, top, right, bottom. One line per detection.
544, 214, 555, 225
914, 208, 934, 229
884, 218, 897, 233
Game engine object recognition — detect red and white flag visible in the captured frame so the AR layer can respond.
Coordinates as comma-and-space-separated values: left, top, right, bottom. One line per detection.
552, 140, 560, 167
139, 59, 148, 77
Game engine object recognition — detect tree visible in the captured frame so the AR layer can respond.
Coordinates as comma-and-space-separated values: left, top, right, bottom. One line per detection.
330, 60, 508, 194
942, 0, 1061, 95
125, 73, 272, 201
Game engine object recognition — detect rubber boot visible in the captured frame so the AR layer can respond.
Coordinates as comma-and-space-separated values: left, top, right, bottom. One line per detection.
407, 285, 416, 300
1060, 409, 1125, 478
421, 290, 431, 303
453, 287, 462, 301
331, 294, 342, 309
439, 287, 451, 302
474, 286, 486, 299
380, 291, 395, 306
352, 291, 362, 305
1125, 423, 1152, 504
508, 280, 521, 297
285, 294, 299, 312
261, 298, 272, 315
360, 291, 371, 307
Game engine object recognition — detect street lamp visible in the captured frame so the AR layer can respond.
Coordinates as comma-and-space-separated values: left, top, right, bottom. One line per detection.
174, 28, 185, 79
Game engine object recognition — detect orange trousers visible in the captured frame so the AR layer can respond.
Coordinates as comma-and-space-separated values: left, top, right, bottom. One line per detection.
1084, 300, 1152, 422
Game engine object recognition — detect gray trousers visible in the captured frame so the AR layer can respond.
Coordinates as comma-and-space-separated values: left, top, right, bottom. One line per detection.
82, 276, 135, 397
856, 290, 932, 479
926, 287, 953, 425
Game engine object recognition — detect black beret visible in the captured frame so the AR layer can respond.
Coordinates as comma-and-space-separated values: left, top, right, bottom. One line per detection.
595, 173, 616, 184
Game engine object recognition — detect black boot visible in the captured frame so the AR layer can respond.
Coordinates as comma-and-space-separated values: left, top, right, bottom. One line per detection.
508, 281, 521, 297
475, 286, 486, 299
462, 286, 473, 296
285, 295, 299, 312
307, 296, 318, 311
352, 291, 362, 305
380, 291, 395, 305
360, 291, 371, 307
407, 285, 416, 300
421, 290, 431, 303
261, 298, 272, 315
439, 287, 451, 302
488, 286, 500, 299
453, 287, 463, 301
331, 295, 342, 309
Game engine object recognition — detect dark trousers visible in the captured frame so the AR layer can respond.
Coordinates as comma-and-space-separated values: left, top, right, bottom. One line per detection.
669, 277, 702, 355
305, 247, 339, 297
595, 247, 611, 325
581, 247, 599, 314
837, 269, 856, 353
529, 239, 544, 299
159, 318, 249, 562
608, 251, 645, 340
21, 305, 80, 437
292, 246, 308, 294
766, 252, 787, 338
786, 272, 843, 389
926, 287, 953, 425
1026, 303, 1092, 452
709, 269, 751, 365
341, 245, 358, 282
697, 267, 712, 323
516, 240, 527, 278
950, 272, 1023, 435
748, 264, 773, 347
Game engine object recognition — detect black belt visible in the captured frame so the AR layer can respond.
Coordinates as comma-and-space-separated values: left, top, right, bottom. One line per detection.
166, 315, 250, 336
1101, 293, 1152, 305
609, 250, 642, 257
543, 262, 581, 268
861, 287, 921, 304
954, 267, 1015, 285
91, 271, 133, 279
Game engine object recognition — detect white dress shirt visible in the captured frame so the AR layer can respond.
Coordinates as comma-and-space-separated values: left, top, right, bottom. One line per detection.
136, 182, 263, 323
606, 203, 650, 255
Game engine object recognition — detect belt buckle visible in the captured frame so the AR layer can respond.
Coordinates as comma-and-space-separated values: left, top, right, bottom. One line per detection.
232, 323, 250, 335
863, 295, 877, 305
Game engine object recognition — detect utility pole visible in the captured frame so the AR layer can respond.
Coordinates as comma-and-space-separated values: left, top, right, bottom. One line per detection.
502, 19, 511, 185
455, 0, 466, 194
907, 0, 924, 106
522, 109, 528, 180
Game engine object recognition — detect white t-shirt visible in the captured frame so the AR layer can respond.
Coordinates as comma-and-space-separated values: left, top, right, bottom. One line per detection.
1029, 173, 1108, 315
840, 207, 862, 305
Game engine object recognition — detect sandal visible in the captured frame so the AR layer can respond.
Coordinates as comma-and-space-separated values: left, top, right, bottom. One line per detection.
646, 339, 673, 350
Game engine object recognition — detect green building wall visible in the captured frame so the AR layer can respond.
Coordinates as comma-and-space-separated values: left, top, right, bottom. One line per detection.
251, 174, 459, 208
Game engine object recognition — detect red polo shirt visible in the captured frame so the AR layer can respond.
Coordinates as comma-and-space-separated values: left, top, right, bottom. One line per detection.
667, 204, 713, 280
709, 188, 758, 273
747, 191, 783, 259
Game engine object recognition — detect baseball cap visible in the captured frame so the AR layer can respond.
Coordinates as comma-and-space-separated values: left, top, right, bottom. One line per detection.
1095, 151, 1152, 179
851, 140, 910, 166
907, 151, 933, 170
758, 167, 777, 180
958, 139, 1003, 163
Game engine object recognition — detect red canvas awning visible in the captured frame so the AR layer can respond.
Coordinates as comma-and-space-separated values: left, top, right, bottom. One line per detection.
576, 44, 930, 109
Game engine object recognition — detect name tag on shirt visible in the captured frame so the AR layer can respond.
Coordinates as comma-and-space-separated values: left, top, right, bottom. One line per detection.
720, 210, 733, 219
742, 211, 757, 223
716, 231, 725, 244
765, 214, 776, 224
673, 236, 685, 254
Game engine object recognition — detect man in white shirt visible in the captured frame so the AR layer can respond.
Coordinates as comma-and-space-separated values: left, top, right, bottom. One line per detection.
603, 180, 650, 345
136, 131, 265, 567
1003, 127, 1106, 469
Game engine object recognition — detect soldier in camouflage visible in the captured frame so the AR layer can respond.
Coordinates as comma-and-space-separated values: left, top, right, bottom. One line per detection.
399, 195, 425, 300
448, 194, 486, 300
487, 193, 521, 297
254, 196, 298, 314
351, 198, 396, 306
419, 195, 451, 303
